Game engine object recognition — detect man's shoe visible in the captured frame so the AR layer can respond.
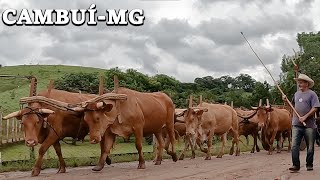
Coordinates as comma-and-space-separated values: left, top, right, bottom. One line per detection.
289, 166, 300, 172
306, 166, 313, 171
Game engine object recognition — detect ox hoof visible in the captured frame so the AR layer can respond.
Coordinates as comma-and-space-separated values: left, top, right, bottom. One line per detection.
57, 167, 66, 174
205, 156, 211, 160
191, 152, 196, 159
216, 154, 223, 158
172, 153, 178, 162
31, 168, 41, 177
257, 148, 260, 152
154, 161, 161, 165
268, 152, 273, 155
236, 149, 240, 156
277, 150, 281, 153
250, 150, 254, 153
106, 156, 112, 165
179, 154, 185, 160
92, 165, 104, 171
137, 163, 146, 169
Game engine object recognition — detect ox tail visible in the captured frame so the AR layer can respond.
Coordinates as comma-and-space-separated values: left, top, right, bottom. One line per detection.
238, 138, 250, 149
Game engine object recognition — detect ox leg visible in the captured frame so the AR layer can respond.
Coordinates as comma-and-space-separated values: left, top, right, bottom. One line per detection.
217, 133, 227, 158
53, 142, 66, 174
164, 134, 171, 154
231, 130, 240, 156
166, 128, 178, 162
268, 131, 277, 155
246, 135, 250, 146
92, 131, 115, 171
229, 136, 235, 155
277, 133, 283, 153
256, 132, 261, 152
254, 133, 260, 153
179, 135, 189, 160
133, 128, 145, 169
205, 135, 213, 160
32, 135, 59, 176
154, 131, 164, 165
251, 135, 255, 153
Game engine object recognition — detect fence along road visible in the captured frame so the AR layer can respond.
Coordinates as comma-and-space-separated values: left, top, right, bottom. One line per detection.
0, 112, 24, 145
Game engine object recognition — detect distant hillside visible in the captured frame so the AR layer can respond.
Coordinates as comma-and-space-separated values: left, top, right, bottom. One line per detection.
0, 65, 105, 114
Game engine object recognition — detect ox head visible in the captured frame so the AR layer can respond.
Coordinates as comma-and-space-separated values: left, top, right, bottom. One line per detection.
71, 93, 127, 144
3, 106, 54, 147
177, 96, 208, 148
251, 99, 273, 128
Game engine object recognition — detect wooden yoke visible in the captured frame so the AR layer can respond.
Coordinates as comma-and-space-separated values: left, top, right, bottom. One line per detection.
188, 95, 193, 108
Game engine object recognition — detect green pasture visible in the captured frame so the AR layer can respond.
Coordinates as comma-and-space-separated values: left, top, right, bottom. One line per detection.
0, 65, 105, 114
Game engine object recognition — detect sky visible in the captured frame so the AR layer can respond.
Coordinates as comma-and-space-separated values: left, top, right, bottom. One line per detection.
0, 0, 319, 83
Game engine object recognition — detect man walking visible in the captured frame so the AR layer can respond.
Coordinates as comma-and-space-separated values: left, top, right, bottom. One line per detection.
287, 73, 320, 172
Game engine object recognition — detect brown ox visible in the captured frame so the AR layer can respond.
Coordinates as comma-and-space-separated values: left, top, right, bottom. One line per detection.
252, 99, 292, 155
2, 89, 112, 176
235, 108, 260, 153
73, 87, 178, 171
178, 96, 240, 160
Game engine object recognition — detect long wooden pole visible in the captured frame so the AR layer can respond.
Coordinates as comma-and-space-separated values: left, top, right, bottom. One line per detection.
99, 75, 104, 95
241, 32, 306, 126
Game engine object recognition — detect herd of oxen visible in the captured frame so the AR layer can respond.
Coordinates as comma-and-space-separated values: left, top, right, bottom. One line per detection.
2, 77, 320, 177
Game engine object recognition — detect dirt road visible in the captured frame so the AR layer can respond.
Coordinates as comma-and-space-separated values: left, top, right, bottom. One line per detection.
1, 148, 320, 180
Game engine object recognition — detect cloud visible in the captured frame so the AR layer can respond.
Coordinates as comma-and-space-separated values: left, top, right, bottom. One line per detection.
0, 0, 317, 83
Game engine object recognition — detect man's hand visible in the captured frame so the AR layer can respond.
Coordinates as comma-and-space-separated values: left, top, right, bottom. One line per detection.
299, 115, 308, 123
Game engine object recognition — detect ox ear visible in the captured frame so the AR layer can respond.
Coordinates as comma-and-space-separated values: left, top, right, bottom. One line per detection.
265, 106, 273, 112
97, 101, 114, 112
176, 109, 187, 117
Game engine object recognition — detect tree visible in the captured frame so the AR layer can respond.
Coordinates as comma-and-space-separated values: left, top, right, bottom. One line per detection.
234, 74, 256, 92
280, 32, 320, 96
252, 81, 271, 105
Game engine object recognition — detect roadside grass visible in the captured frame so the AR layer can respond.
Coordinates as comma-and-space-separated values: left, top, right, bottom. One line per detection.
0, 136, 277, 173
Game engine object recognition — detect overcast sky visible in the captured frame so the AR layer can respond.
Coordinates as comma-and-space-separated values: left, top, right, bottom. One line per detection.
0, 0, 319, 83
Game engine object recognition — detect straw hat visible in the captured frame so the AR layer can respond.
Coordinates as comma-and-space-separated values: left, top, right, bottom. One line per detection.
294, 73, 314, 88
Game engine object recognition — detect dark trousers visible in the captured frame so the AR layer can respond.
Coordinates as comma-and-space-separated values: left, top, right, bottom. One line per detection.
291, 125, 316, 167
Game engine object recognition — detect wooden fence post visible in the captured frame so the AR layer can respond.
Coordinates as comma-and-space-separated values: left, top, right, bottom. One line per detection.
11, 118, 15, 143
0, 113, 2, 146
18, 122, 22, 141
6, 119, 9, 143
14, 119, 18, 142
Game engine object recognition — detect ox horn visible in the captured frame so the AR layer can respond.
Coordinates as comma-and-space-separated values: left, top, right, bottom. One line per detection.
259, 99, 262, 107
3, 111, 21, 120
188, 95, 193, 108
266, 98, 270, 108
39, 109, 55, 114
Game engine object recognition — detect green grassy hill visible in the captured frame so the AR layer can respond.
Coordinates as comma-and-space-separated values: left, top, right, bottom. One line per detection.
0, 65, 105, 114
